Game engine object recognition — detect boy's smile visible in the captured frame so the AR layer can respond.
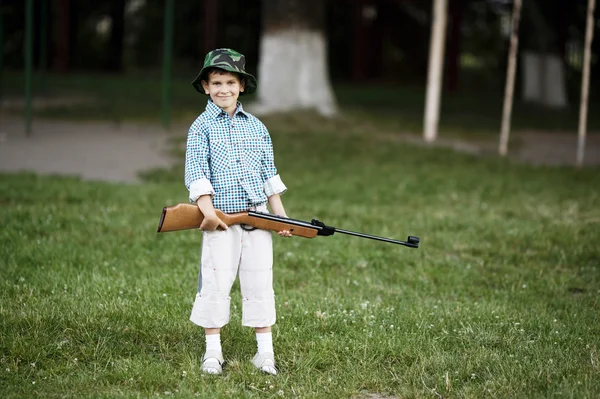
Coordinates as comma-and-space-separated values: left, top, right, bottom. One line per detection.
202, 71, 245, 117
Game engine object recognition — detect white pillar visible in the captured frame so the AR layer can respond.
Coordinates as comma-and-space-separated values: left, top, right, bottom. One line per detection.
577, 0, 596, 166
423, 0, 448, 143
499, 0, 522, 156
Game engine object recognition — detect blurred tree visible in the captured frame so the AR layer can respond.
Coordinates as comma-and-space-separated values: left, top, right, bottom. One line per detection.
520, 0, 568, 107
106, 0, 125, 71
251, 0, 337, 116
53, 0, 70, 71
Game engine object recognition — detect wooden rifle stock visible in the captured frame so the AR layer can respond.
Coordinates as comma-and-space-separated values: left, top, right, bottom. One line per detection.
157, 203, 319, 238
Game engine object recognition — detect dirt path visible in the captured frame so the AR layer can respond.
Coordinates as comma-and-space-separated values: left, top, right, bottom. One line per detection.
511, 131, 600, 166
0, 117, 182, 183
393, 130, 600, 167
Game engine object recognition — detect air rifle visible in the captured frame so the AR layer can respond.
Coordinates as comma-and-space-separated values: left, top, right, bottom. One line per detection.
157, 203, 420, 248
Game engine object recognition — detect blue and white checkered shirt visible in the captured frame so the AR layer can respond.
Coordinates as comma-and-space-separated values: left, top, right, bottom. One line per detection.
184, 99, 287, 214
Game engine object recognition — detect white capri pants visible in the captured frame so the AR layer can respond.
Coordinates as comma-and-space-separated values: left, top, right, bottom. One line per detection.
189, 211, 275, 328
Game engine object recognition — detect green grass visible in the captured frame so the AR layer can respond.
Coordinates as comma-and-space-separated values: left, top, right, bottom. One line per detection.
1, 117, 599, 398
3, 70, 600, 136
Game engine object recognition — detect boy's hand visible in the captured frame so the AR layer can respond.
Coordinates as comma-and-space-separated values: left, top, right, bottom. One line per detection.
276, 214, 292, 237
199, 211, 228, 231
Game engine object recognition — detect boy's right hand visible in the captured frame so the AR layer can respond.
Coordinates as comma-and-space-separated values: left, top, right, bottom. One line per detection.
199, 211, 228, 231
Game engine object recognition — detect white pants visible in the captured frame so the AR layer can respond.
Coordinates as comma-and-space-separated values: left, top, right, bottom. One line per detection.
189, 214, 275, 328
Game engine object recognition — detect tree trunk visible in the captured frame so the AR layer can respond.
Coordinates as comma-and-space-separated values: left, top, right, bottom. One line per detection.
53, 0, 70, 72
203, 0, 218, 55
446, 0, 464, 92
251, 0, 337, 116
106, 0, 125, 71
499, 0, 522, 156
577, 0, 596, 166
520, 0, 568, 108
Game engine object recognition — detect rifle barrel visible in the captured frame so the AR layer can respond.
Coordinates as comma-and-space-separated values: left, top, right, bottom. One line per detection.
248, 211, 419, 248
334, 228, 419, 248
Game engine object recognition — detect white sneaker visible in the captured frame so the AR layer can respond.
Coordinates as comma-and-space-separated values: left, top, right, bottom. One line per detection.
202, 350, 224, 375
252, 352, 278, 375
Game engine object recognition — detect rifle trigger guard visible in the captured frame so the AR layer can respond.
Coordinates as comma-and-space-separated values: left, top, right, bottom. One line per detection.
241, 224, 257, 231
311, 219, 335, 236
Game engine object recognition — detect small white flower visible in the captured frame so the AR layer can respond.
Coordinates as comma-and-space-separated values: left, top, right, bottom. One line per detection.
162, 293, 167, 297
522, 284, 527, 288
32, 381, 36, 385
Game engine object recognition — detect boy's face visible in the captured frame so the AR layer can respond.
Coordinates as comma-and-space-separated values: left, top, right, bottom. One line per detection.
201, 71, 245, 115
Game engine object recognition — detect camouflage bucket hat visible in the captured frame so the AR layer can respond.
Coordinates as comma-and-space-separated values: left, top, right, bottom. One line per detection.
192, 48, 257, 96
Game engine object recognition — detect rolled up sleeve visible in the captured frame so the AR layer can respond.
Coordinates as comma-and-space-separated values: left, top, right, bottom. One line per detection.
264, 174, 287, 197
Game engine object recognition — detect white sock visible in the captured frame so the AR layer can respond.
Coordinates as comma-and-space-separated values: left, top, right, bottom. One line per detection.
256, 332, 274, 355
205, 334, 222, 354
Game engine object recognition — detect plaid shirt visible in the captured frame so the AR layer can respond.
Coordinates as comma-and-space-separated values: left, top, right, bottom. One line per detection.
184, 99, 286, 214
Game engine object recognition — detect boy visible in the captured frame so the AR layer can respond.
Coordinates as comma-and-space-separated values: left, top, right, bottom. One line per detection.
184, 48, 290, 376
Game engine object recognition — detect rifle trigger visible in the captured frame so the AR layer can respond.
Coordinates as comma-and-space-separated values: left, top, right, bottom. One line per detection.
311, 219, 335, 236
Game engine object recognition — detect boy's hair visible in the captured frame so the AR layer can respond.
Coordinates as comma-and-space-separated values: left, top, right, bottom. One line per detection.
201, 67, 245, 85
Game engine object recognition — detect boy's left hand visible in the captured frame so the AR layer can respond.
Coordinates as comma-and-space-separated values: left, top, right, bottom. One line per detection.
277, 229, 292, 237
276, 214, 292, 237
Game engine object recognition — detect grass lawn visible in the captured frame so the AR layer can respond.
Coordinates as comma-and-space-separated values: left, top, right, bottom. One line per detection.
1, 114, 599, 398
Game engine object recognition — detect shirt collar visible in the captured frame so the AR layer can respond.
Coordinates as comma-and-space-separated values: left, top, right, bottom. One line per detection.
205, 99, 249, 120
